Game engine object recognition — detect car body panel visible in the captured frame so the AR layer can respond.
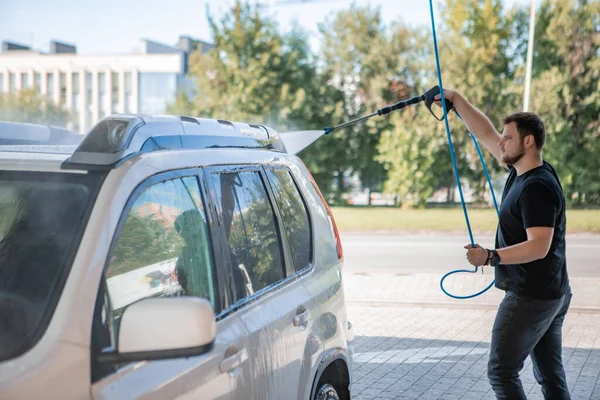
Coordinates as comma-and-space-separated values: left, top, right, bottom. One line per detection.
0, 143, 352, 399
91, 315, 250, 400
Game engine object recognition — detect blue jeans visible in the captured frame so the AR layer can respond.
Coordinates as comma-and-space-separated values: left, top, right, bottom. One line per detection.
488, 290, 572, 399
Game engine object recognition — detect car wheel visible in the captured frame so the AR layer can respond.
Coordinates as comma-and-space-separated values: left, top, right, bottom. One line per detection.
314, 383, 340, 400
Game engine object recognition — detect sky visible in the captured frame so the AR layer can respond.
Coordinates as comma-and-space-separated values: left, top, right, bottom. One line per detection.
1, 0, 533, 54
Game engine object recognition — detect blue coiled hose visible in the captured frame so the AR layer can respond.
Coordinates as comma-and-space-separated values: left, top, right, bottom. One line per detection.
428, 0, 500, 299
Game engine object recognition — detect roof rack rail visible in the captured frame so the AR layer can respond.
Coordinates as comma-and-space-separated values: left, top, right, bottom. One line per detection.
0, 121, 83, 146
62, 114, 287, 170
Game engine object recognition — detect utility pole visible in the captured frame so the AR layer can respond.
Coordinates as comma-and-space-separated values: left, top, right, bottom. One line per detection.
523, 0, 536, 111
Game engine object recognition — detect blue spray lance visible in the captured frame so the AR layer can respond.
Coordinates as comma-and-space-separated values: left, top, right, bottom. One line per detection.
320, 0, 501, 299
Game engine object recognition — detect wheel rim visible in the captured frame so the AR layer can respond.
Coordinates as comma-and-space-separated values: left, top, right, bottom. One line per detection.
315, 383, 339, 400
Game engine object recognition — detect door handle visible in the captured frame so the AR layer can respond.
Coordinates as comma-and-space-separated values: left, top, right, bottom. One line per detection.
219, 348, 248, 373
293, 309, 310, 327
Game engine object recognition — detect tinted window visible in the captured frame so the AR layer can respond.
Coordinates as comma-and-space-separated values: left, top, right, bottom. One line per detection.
104, 176, 215, 341
0, 172, 101, 361
209, 170, 285, 302
265, 169, 311, 272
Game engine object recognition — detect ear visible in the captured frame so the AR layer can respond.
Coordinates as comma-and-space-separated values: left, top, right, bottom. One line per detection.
524, 134, 536, 149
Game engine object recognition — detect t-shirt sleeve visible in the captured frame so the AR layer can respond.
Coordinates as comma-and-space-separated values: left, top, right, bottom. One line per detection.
519, 182, 558, 229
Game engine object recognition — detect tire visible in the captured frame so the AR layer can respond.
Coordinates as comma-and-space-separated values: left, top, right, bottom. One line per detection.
314, 383, 340, 400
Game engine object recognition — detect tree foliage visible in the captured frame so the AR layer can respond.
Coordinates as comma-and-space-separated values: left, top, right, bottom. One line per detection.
168, 1, 345, 199
173, 0, 599, 207
526, 0, 600, 205
0, 89, 69, 126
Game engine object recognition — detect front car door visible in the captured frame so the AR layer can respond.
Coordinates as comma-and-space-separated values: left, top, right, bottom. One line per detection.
90, 170, 252, 400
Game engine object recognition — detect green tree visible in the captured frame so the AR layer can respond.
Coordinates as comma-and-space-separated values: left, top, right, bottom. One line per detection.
376, 24, 455, 208
525, 0, 600, 205
317, 5, 403, 202
0, 89, 69, 126
441, 0, 520, 200
379, 0, 520, 207
169, 1, 345, 199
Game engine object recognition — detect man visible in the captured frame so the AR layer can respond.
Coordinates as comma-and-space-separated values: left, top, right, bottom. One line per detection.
435, 90, 572, 399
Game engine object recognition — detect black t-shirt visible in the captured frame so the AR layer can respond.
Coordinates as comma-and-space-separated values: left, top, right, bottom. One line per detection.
494, 161, 570, 299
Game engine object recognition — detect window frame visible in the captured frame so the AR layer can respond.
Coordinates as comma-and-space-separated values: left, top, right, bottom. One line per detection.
90, 168, 225, 381
262, 165, 314, 275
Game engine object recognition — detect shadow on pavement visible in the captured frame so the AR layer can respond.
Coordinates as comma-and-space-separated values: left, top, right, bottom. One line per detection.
350, 335, 600, 400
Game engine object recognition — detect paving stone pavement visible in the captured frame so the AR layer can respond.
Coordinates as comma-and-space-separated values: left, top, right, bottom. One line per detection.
347, 304, 600, 400
344, 272, 600, 311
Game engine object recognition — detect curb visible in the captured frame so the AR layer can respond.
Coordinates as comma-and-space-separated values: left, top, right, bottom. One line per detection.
347, 299, 600, 313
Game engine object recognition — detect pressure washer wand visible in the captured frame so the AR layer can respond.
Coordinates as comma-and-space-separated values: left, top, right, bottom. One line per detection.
324, 111, 379, 135
323, 85, 452, 135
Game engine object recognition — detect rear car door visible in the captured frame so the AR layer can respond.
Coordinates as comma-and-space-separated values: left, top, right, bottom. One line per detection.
205, 165, 315, 399
263, 166, 323, 399
90, 170, 252, 400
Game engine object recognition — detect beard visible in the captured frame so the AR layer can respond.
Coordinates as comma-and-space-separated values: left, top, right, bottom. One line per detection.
501, 142, 525, 166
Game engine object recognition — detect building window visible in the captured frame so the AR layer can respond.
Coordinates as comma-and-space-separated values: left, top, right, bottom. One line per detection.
86, 72, 93, 130
59, 73, 67, 105
86, 72, 92, 103
21, 73, 29, 89
111, 72, 119, 113
46, 73, 54, 99
72, 73, 80, 132
72, 73, 80, 106
138, 73, 178, 115
125, 72, 132, 113
98, 73, 106, 119
34, 73, 41, 94
9, 73, 16, 93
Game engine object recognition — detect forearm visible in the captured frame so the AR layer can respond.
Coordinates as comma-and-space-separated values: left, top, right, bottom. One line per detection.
496, 239, 550, 265
452, 93, 500, 141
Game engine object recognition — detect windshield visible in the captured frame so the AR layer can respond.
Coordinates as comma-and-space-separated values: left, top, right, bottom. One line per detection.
0, 171, 102, 361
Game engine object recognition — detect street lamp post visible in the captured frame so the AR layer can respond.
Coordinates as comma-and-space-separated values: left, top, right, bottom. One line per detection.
523, 0, 536, 112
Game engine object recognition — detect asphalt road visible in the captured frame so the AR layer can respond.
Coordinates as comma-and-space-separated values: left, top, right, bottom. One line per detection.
341, 234, 600, 277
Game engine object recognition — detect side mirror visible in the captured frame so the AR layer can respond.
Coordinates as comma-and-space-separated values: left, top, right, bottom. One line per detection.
96, 297, 216, 363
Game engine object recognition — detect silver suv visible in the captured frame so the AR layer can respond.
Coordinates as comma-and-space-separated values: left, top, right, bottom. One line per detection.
0, 117, 354, 400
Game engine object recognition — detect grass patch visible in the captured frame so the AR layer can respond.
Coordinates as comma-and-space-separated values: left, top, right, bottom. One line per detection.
331, 206, 600, 234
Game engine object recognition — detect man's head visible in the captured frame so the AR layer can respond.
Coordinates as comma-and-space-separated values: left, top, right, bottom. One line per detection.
499, 112, 546, 165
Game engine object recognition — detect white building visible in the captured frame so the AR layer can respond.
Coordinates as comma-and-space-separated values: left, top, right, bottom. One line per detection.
0, 37, 213, 133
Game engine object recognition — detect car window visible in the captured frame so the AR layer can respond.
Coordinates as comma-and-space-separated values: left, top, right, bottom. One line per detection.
104, 175, 216, 342
0, 172, 101, 362
209, 170, 285, 303
265, 168, 312, 272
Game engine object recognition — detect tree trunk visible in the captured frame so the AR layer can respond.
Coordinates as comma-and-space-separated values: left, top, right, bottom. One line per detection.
446, 186, 455, 203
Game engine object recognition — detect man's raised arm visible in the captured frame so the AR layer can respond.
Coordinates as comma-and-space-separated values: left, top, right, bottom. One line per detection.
436, 89, 505, 167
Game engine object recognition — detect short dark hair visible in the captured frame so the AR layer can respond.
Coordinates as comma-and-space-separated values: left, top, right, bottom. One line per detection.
501, 112, 546, 150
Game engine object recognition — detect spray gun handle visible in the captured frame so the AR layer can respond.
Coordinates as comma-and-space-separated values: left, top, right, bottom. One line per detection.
424, 85, 454, 120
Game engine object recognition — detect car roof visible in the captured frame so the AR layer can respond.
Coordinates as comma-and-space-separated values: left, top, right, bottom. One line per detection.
0, 150, 73, 173
0, 115, 322, 173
